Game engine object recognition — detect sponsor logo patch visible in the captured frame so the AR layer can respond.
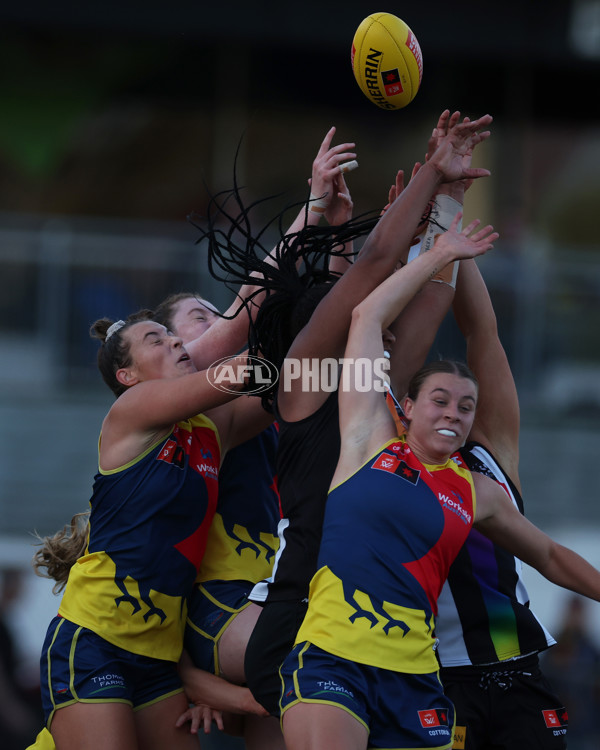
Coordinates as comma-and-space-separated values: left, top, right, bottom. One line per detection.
418, 708, 449, 728
439, 491, 472, 525
89, 673, 126, 695
543, 707, 568, 728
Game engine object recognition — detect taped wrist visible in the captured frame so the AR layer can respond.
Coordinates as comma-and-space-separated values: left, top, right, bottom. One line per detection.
309, 192, 329, 214
407, 194, 462, 287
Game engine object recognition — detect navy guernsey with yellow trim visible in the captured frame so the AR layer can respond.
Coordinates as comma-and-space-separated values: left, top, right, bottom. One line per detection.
296, 436, 475, 674
197, 423, 280, 585
59, 414, 220, 663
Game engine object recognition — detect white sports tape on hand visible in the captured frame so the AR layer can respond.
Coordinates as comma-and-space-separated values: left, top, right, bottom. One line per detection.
409, 194, 462, 288
309, 192, 329, 214
339, 160, 359, 174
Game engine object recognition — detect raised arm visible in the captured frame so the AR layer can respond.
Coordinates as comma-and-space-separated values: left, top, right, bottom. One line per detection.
323, 168, 355, 278
186, 127, 357, 370
331, 217, 498, 486
387, 280, 455, 401
100, 351, 249, 471
453, 258, 520, 488
385, 111, 483, 399
280, 112, 493, 421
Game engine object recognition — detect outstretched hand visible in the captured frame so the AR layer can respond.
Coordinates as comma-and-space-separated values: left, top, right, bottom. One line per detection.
426, 110, 474, 198
424, 110, 458, 162
434, 213, 499, 262
309, 126, 356, 222
427, 111, 493, 184
381, 162, 422, 214
381, 169, 405, 214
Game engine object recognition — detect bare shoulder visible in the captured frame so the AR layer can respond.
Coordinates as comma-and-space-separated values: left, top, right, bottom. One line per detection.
99, 406, 172, 472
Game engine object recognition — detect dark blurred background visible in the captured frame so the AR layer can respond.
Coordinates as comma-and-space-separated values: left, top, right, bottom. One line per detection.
0, 2, 599, 747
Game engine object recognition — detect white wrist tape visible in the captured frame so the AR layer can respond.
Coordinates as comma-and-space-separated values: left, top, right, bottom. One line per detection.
309, 192, 329, 214
408, 194, 462, 288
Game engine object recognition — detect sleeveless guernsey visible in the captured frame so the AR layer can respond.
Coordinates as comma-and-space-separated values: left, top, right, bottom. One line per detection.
58, 414, 220, 662
297, 437, 476, 673
197, 423, 280, 585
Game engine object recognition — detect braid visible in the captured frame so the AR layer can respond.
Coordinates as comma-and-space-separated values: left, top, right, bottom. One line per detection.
190, 174, 380, 408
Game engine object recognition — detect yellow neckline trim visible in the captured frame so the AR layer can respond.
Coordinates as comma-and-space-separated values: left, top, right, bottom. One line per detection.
97, 413, 220, 475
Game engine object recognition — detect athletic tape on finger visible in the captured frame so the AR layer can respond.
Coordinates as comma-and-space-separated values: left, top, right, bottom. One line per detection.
339, 160, 359, 174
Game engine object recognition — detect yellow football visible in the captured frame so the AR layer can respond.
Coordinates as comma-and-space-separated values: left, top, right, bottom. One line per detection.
351, 12, 423, 110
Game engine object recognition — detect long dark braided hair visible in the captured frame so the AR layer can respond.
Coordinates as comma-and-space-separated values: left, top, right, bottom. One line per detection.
189, 165, 381, 408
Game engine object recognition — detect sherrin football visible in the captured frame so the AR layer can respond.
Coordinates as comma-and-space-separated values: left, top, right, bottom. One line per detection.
351, 12, 423, 110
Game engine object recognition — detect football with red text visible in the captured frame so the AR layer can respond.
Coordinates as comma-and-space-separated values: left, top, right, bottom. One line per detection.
351, 12, 423, 110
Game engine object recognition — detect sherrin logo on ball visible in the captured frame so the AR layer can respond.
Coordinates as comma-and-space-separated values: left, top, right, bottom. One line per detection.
351, 12, 423, 110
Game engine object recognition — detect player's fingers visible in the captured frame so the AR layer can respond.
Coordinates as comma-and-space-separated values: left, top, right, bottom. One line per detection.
317, 126, 336, 156
448, 212, 464, 231
462, 218, 480, 235
447, 111, 461, 130
322, 151, 356, 173
472, 114, 493, 131
437, 109, 450, 130
472, 226, 498, 242
338, 159, 358, 175
174, 711, 189, 728
463, 167, 491, 180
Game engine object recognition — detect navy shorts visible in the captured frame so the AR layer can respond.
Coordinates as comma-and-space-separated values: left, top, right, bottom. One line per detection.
281, 641, 455, 750
40, 616, 183, 725
184, 580, 252, 675
440, 653, 568, 749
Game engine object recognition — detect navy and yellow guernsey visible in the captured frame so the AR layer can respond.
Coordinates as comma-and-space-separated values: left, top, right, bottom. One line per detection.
296, 436, 476, 674
197, 423, 280, 586
58, 414, 220, 663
